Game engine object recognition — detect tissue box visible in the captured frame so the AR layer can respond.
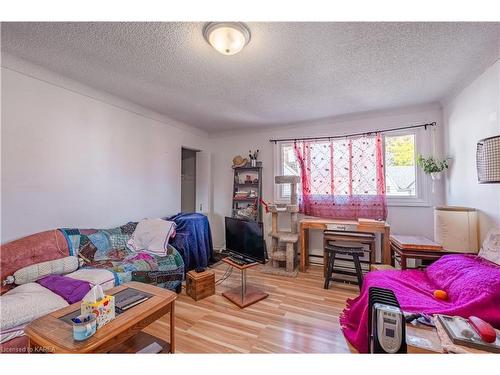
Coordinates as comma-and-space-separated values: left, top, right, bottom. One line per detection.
81, 295, 115, 329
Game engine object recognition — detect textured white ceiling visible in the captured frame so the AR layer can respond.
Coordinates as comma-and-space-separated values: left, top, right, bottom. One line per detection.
2, 22, 499, 132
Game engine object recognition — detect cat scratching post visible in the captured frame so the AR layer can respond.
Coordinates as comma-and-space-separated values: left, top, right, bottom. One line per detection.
262, 175, 300, 277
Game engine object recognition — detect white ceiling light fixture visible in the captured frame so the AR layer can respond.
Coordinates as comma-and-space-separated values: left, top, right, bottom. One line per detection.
203, 22, 251, 56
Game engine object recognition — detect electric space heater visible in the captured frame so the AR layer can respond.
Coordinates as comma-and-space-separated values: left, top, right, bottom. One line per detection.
368, 287, 407, 354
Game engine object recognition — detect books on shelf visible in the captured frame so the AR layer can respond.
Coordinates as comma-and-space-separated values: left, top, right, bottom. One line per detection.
234, 189, 257, 200
232, 161, 262, 221
234, 191, 249, 200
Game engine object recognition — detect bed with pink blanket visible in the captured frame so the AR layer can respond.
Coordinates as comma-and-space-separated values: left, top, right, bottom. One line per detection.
340, 254, 500, 353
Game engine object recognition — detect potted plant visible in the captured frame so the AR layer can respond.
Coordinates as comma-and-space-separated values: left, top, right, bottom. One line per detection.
416, 155, 449, 180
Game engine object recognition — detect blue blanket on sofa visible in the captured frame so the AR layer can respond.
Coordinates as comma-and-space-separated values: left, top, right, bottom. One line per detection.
166, 213, 214, 271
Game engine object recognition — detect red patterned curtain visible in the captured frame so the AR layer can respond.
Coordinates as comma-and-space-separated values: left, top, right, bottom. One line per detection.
293, 134, 387, 220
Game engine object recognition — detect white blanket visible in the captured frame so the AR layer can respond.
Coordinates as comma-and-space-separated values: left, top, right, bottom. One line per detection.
127, 219, 176, 257
478, 228, 500, 265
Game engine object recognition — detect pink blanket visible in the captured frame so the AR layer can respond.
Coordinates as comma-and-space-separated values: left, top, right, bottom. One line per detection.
340, 255, 500, 353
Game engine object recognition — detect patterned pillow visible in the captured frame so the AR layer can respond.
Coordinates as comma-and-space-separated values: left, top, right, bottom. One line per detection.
11, 256, 80, 285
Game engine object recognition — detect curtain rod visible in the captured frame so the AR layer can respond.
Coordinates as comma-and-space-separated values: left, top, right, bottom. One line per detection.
268, 121, 437, 143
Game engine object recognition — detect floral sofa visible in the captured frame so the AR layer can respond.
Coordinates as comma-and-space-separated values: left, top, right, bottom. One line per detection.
0, 224, 184, 353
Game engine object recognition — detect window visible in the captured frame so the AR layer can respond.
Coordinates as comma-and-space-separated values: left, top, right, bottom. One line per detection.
384, 134, 416, 197
275, 130, 430, 206
278, 144, 300, 198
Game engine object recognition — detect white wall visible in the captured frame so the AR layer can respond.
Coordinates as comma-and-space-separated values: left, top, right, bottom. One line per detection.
443, 59, 500, 242
12, 53, 498, 256
209, 104, 445, 260
1, 57, 210, 243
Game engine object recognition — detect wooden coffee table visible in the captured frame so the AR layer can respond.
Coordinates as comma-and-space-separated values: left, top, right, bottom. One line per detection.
25, 281, 176, 353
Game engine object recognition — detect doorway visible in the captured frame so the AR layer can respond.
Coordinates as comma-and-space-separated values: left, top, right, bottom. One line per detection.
181, 148, 198, 213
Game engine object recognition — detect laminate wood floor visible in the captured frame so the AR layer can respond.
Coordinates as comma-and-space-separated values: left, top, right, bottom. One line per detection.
143, 262, 359, 353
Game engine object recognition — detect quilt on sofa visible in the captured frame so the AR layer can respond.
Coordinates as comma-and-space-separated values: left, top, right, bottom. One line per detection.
59, 223, 184, 292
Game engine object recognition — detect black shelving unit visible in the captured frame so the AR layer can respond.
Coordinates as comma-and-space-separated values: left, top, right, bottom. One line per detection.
232, 162, 263, 221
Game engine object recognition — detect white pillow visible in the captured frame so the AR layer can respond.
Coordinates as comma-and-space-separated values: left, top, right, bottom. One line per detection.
9, 256, 80, 285
127, 219, 176, 257
478, 228, 500, 265
66, 268, 115, 291
0, 283, 68, 331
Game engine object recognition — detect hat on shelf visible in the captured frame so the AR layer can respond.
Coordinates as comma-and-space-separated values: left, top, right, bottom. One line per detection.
232, 155, 248, 168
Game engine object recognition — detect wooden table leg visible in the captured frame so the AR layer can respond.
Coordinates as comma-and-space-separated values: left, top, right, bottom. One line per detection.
305, 227, 310, 268
382, 227, 391, 265
170, 302, 175, 353
369, 240, 375, 265
401, 255, 407, 270
323, 236, 328, 277
390, 244, 395, 267
300, 226, 307, 272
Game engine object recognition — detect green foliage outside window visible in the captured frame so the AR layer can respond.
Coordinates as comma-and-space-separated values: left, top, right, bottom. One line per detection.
385, 135, 415, 166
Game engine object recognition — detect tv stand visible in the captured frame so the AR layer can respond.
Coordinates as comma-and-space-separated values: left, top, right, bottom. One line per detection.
227, 253, 254, 266
221, 257, 268, 308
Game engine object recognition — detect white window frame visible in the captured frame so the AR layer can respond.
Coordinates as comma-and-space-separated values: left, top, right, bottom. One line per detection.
273, 128, 433, 207
383, 128, 431, 207
274, 141, 299, 204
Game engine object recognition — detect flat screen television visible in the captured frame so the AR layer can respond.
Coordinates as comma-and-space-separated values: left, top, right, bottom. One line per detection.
225, 217, 266, 263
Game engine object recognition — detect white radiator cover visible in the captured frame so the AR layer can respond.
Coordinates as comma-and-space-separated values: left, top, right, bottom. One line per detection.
434, 206, 479, 253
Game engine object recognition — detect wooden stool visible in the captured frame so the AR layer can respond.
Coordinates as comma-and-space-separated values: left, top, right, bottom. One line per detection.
324, 244, 365, 290
323, 230, 376, 277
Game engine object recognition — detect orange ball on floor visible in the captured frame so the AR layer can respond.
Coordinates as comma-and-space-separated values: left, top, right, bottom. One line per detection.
433, 289, 448, 300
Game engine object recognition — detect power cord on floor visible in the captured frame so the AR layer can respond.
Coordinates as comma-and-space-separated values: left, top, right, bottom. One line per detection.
215, 265, 232, 285
180, 266, 231, 290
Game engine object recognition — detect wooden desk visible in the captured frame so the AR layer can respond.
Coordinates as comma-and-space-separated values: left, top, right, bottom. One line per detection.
299, 218, 391, 272
390, 235, 458, 270
25, 282, 176, 353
